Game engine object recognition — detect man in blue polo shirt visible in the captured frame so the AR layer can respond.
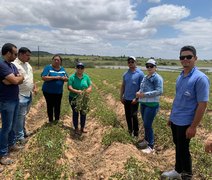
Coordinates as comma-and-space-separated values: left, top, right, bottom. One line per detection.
120, 56, 144, 137
0, 43, 24, 166
161, 46, 210, 180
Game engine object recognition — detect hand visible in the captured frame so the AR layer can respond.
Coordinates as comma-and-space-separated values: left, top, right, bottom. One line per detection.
77, 90, 83, 94
131, 98, 137, 104
33, 87, 38, 95
186, 126, 196, 139
205, 137, 212, 153
136, 92, 144, 98
167, 120, 171, 127
120, 97, 125, 104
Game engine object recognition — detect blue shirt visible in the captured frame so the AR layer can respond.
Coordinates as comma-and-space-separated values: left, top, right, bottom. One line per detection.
170, 67, 210, 126
123, 68, 144, 100
41, 65, 68, 94
139, 72, 163, 103
0, 60, 19, 101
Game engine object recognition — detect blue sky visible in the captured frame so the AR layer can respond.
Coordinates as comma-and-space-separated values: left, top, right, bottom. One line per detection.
0, 0, 212, 60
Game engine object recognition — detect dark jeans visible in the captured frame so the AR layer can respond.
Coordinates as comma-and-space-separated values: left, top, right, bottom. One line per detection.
124, 100, 139, 136
0, 100, 19, 156
140, 104, 159, 148
43, 92, 62, 122
171, 122, 192, 175
69, 97, 86, 129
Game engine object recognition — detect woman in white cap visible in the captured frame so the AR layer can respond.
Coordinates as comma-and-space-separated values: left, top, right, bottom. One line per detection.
136, 58, 163, 153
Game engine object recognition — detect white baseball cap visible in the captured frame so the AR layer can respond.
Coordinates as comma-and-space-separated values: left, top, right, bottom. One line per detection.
146, 59, 156, 66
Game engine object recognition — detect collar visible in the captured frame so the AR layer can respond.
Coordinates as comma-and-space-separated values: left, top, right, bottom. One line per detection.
146, 72, 157, 79
15, 58, 25, 64
180, 66, 197, 77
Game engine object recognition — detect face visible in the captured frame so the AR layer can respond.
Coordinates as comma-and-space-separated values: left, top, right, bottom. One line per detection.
127, 59, 136, 69
179, 50, 197, 69
20, 52, 31, 63
8, 47, 18, 62
146, 63, 156, 74
52, 56, 61, 67
76, 66, 85, 74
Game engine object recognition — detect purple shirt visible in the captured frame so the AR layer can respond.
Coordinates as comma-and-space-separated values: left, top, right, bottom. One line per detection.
0, 60, 19, 101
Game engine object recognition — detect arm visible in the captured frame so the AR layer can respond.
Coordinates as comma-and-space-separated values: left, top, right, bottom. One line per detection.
205, 135, 212, 153
33, 81, 38, 94
3, 73, 24, 85
68, 85, 82, 94
42, 76, 62, 81
120, 81, 125, 104
85, 85, 92, 93
186, 102, 207, 139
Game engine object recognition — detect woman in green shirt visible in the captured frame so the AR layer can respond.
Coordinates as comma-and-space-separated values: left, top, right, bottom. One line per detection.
68, 62, 92, 134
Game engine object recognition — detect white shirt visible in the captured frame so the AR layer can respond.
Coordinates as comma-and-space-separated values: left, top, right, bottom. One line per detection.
12, 58, 34, 97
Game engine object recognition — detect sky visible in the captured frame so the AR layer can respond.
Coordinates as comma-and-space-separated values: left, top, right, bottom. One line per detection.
0, 0, 212, 60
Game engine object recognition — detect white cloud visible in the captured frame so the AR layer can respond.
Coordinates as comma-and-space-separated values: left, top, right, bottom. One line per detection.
142, 4, 190, 27
0, 0, 212, 59
148, 0, 161, 3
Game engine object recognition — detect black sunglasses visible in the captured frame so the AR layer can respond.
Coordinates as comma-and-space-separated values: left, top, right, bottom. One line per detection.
128, 61, 135, 64
179, 55, 193, 60
146, 65, 154, 68
77, 66, 84, 69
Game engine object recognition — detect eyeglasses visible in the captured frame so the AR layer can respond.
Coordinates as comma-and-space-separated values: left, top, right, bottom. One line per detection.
179, 55, 193, 60
128, 61, 135, 64
77, 66, 84, 69
146, 65, 154, 68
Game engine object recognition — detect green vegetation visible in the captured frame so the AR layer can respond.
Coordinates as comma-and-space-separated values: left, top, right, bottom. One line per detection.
15, 122, 69, 179
30, 55, 212, 69
110, 157, 160, 180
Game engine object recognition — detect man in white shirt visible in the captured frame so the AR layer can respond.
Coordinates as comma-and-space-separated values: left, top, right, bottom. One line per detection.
12, 47, 37, 144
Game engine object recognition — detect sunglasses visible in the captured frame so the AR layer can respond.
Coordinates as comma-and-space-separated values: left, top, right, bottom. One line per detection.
128, 61, 135, 64
77, 66, 84, 69
179, 55, 193, 60
146, 65, 154, 68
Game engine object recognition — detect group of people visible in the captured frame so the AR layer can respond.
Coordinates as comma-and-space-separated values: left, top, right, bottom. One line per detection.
41, 56, 92, 134
121, 45, 210, 180
0, 43, 36, 172
0, 43, 92, 173
0, 43, 211, 179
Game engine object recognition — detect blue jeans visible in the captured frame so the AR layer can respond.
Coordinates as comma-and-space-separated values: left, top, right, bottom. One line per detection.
14, 95, 32, 141
0, 100, 19, 156
69, 97, 86, 129
140, 104, 159, 148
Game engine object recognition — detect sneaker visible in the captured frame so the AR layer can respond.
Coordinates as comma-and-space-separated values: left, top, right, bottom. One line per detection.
74, 128, 81, 135
181, 172, 192, 180
80, 128, 88, 133
24, 131, 33, 138
17, 138, 28, 145
141, 146, 154, 154
0, 156, 14, 165
9, 144, 24, 152
0, 165, 4, 172
161, 170, 182, 180
138, 140, 148, 149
